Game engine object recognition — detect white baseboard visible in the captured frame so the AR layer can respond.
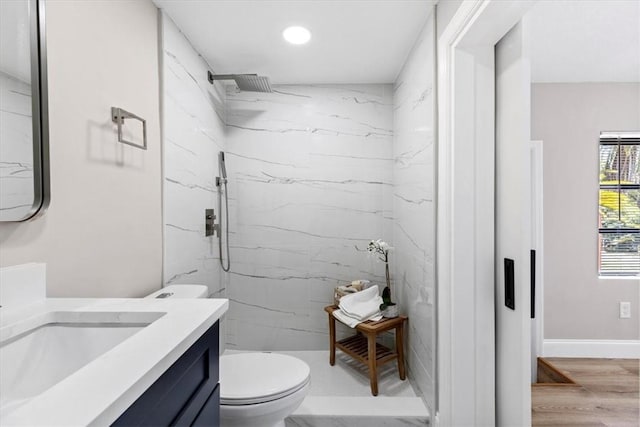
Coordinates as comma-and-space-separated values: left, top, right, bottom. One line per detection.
543, 339, 640, 358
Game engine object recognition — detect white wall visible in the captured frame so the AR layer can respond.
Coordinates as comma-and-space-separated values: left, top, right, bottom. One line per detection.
436, 0, 464, 39
532, 83, 640, 340
393, 11, 437, 413
224, 84, 393, 350
160, 13, 227, 298
0, 0, 162, 297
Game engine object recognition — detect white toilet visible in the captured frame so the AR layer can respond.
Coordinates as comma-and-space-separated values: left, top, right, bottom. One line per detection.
146, 284, 311, 427
219, 352, 310, 427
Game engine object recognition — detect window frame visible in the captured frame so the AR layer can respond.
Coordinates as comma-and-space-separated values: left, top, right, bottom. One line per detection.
598, 132, 640, 277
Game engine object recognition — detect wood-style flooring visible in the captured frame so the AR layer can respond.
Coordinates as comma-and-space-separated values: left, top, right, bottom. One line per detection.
532, 358, 639, 426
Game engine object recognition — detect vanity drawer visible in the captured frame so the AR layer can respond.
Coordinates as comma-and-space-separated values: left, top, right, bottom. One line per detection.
112, 322, 219, 427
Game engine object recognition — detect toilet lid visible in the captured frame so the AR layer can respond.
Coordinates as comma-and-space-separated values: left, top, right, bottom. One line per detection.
220, 353, 310, 405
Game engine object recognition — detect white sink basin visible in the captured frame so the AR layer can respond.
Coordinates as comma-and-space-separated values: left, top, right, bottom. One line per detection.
0, 311, 164, 415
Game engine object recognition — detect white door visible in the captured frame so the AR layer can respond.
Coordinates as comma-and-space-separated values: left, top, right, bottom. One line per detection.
495, 20, 532, 426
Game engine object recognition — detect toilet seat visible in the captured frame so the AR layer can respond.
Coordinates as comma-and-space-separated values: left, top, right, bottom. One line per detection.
220, 353, 311, 406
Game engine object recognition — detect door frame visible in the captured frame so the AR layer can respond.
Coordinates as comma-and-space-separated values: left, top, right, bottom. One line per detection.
436, 1, 536, 425
530, 140, 545, 367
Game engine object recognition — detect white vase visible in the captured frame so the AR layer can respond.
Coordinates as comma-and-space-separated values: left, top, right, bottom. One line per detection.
382, 305, 398, 318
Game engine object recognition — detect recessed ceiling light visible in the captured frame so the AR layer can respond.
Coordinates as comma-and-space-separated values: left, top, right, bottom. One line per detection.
282, 26, 311, 45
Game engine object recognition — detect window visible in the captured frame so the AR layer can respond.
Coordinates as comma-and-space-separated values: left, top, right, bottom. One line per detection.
598, 132, 640, 276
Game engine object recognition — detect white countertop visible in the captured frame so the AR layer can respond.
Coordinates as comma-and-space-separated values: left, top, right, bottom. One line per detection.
0, 297, 228, 426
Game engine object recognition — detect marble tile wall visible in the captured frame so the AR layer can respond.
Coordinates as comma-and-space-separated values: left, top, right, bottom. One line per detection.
224, 84, 394, 350
392, 13, 437, 412
161, 14, 227, 298
0, 72, 34, 217
161, 10, 436, 409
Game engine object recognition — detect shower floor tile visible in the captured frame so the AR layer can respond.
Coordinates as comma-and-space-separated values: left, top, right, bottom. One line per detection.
223, 350, 430, 424
279, 350, 416, 397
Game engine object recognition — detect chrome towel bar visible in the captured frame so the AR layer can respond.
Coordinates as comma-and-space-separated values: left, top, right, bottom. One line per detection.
111, 106, 147, 150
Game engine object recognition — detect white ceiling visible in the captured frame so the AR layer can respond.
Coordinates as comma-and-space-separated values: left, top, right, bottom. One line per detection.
154, 0, 639, 85
153, 0, 436, 84
529, 0, 640, 83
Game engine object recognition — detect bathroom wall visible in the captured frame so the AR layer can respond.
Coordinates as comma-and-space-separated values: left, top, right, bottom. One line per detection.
224, 85, 394, 350
436, 0, 464, 39
393, 12, 437, 411
160, 13, 227, 298
532, 82, 640, 341
0, 0, 162, 297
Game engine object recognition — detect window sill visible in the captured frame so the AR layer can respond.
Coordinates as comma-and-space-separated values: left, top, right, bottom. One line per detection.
598, 275, 640, 281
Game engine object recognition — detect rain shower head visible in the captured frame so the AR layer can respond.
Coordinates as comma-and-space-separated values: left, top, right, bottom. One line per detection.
207, 71, 273, 93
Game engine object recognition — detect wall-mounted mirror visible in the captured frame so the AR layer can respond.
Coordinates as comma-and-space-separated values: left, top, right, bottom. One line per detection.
0, 0, 49, 221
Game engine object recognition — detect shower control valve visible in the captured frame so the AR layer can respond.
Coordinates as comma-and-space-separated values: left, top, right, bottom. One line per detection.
205, 208, 219, 237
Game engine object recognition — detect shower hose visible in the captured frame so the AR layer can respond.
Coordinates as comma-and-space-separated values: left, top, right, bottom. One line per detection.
218, 179, 231, 272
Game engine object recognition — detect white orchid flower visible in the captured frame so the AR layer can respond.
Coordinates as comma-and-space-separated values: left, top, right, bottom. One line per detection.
360, 238, 392, 263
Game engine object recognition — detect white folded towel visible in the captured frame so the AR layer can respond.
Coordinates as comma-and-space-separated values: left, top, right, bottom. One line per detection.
338, 285, 382, 321
333, 308, 383, 328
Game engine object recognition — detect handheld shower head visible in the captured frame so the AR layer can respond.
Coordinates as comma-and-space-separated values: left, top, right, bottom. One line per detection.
219, 151, 227, 180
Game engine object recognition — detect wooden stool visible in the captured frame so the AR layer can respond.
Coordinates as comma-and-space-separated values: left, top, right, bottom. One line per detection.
324, 305, 407, 396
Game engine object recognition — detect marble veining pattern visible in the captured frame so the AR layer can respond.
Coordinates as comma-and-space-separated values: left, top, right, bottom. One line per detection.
160, 11, 435, 417
160, 13, 227, 298
392, 12, 437, 414
0, 71, 34, 215
225, 84, 394, 350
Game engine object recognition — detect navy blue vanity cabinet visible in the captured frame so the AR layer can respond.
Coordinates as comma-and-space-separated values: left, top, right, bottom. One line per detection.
112, 322, 220, 427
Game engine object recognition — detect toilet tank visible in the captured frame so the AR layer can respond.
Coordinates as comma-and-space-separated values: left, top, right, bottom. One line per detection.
146, 284, 208, 299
